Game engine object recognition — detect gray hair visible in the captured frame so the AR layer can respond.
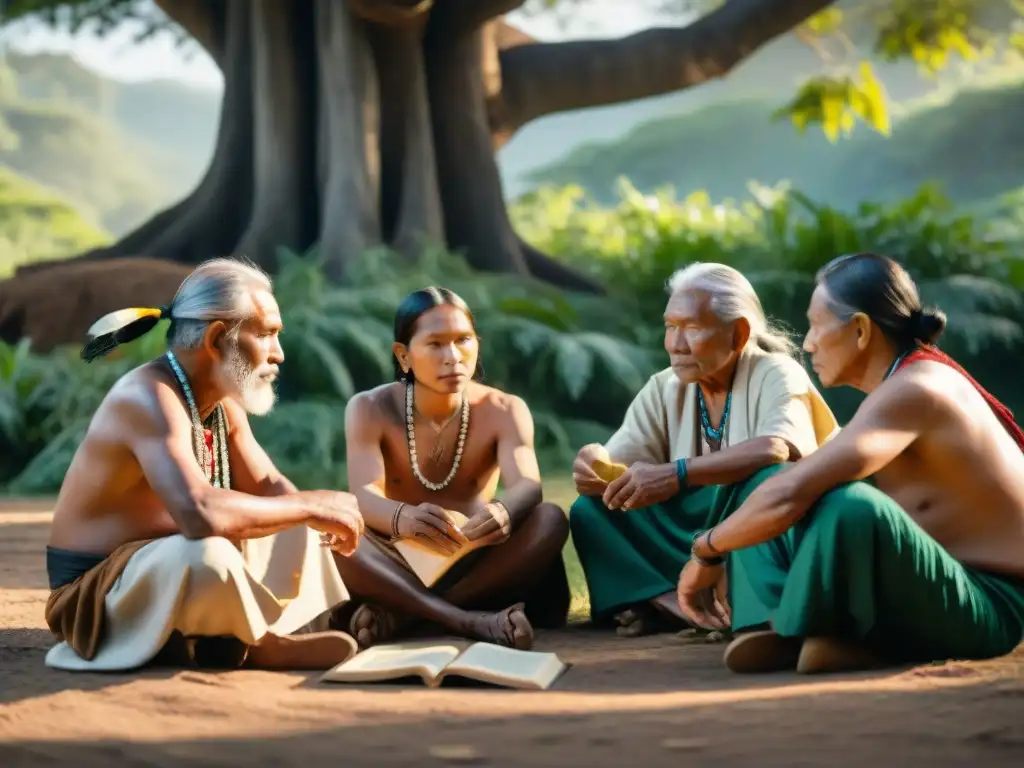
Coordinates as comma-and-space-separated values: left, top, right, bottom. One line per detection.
167, 258, 273, 349
666, 262, 798, 358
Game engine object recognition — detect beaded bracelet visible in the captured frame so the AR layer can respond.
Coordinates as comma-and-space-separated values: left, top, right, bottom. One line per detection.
675, 457, 689, 488
391, 502, 406, 540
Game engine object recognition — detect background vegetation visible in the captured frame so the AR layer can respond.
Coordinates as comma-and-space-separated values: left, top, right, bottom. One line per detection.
4, 181, 1023, 495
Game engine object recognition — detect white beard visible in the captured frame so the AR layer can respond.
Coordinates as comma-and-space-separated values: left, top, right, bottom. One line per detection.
218, 342, 277, 416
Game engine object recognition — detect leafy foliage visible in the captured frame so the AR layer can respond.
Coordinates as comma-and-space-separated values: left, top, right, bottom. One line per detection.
4, 182, 1023, 494
778, 62, 891, 141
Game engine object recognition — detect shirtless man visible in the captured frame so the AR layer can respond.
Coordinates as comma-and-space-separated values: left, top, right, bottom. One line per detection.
676, 252, 1024, 674
44, 258, 365, 672
332, 286, 570, 650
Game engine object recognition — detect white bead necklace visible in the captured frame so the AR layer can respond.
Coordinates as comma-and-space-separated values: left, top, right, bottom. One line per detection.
166, 351, 231, 489
405, 381, 469, 491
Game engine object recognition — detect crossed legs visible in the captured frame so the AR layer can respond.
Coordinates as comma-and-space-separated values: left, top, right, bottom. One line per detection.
330, 502, 571, 650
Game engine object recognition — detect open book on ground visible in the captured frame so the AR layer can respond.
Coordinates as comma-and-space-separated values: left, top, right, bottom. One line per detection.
319, 640, 570, 690
393, 510, 487, 587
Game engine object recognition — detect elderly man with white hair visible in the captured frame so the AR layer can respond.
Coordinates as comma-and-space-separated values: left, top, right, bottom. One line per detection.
43, 258, 364, 673
570, 262, 838, 636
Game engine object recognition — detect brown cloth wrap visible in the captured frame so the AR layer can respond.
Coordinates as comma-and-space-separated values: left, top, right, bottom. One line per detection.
44, 539, 153, 661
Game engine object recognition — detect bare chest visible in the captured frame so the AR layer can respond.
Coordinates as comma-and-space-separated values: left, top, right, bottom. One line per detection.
378, 419, 500, 511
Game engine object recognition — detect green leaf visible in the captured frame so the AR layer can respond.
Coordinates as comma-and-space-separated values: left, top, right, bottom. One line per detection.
553, 336, 593, 400
301, 335, 356, 401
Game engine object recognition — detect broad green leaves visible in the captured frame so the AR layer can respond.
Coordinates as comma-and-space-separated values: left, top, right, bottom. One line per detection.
4, 179, 1024, 492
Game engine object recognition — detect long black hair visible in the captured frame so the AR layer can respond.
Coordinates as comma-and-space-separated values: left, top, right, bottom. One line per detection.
393, 287, 481, 382
816, 252, 947, 349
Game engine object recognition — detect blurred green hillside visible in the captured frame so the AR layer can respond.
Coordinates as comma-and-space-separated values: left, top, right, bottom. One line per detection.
0, 166, 110, 278
526, 71, 1024, 210
0, 52, 217, 238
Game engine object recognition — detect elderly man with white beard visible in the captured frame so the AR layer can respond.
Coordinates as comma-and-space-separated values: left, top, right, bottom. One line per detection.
42, 258, 365, 673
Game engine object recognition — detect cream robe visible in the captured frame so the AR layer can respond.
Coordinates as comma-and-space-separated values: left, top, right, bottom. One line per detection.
44, 526, 349, 672
604, 346, 838, 465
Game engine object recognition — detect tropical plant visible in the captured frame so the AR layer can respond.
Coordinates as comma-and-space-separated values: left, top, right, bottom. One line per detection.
3, 182, 1022, 493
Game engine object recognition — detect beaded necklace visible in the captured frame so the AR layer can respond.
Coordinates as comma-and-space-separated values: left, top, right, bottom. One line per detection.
166, 351, 231, 489
883, 350, 910, 382
405, 381, 469, 491
697, 386, 731, 448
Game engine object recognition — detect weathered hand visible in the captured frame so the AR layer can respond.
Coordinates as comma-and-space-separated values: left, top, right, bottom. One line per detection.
309, 491, 365, 557
460, 501, 512, 547
676, 559, 730, 630
573, 443, 609, 497
601, 462, 678, 511
398, 503, 468, 555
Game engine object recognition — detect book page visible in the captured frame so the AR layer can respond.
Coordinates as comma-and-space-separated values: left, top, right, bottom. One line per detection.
393, 510, 484, 587
440, 643, 568, 690
320, 641, 466, 685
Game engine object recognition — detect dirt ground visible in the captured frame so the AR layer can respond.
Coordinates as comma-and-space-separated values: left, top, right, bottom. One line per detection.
2, 503, 1023, 766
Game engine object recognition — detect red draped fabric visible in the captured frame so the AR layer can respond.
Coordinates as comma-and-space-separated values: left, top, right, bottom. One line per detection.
203, 428, 215, 477
897, 345, 1024, 453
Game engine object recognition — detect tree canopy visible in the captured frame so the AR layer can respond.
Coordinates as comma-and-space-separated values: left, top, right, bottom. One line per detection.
8, 0, 1023, 145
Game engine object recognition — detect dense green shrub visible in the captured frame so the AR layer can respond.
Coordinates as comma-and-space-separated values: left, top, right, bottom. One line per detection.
3, 182, 1022, 494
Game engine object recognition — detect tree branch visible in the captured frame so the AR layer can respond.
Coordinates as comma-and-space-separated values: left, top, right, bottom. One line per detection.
498, 0, 837, 132
153, 0, 228, 66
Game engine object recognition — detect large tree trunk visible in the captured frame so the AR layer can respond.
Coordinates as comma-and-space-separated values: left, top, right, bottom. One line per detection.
18, 0, 836, 294
236, 0, 319, 271
315, 0, 381, 280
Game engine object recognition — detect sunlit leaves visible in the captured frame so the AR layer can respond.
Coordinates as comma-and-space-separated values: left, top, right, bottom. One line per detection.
775, 62, 890, 142
874, 0, 991, 74
803, 7, 844, 36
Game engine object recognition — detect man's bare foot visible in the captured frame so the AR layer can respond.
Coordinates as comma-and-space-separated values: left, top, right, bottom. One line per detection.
615, 606, 661, 637
723, 630, 801, 674
615, 593, 692, 637
349, 603, 401, 649
797, 637, 885, 674
466, 603, 534, 650
246, 631, 358, 670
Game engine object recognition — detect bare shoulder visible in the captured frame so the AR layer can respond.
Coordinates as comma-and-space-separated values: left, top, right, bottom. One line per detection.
857, 360, 949, 426
98, 361, 184, 433
344, 382, 401, 434
469, 382, 531, 423
898, 359, 990, 414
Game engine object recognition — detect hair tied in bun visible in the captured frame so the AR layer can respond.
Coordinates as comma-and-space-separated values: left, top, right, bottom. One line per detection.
909, 307, 947, 346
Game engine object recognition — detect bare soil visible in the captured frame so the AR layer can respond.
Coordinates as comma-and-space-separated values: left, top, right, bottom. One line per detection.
2, 502, 1023, 766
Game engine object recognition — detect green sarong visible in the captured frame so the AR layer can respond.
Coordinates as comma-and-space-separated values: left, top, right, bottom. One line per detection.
572, 464, 1024, 662
570, 485, 738, 619
721, 466, 1024, 663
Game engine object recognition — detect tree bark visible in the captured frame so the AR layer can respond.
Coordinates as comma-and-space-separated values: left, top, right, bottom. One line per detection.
315, 0, 381, 281
21, 0, 841, 297
144, 0, 254, 263
236, 0, 319, 272
153, 0, 228, 66
425, 14, 526, 275
498, 0, 837, 133
370, 21, 445, 257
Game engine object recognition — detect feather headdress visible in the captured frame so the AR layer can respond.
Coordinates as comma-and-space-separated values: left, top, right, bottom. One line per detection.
81, 306, 170, 362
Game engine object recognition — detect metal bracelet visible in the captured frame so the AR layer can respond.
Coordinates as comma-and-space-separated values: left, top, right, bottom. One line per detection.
391, 502, 406, 540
